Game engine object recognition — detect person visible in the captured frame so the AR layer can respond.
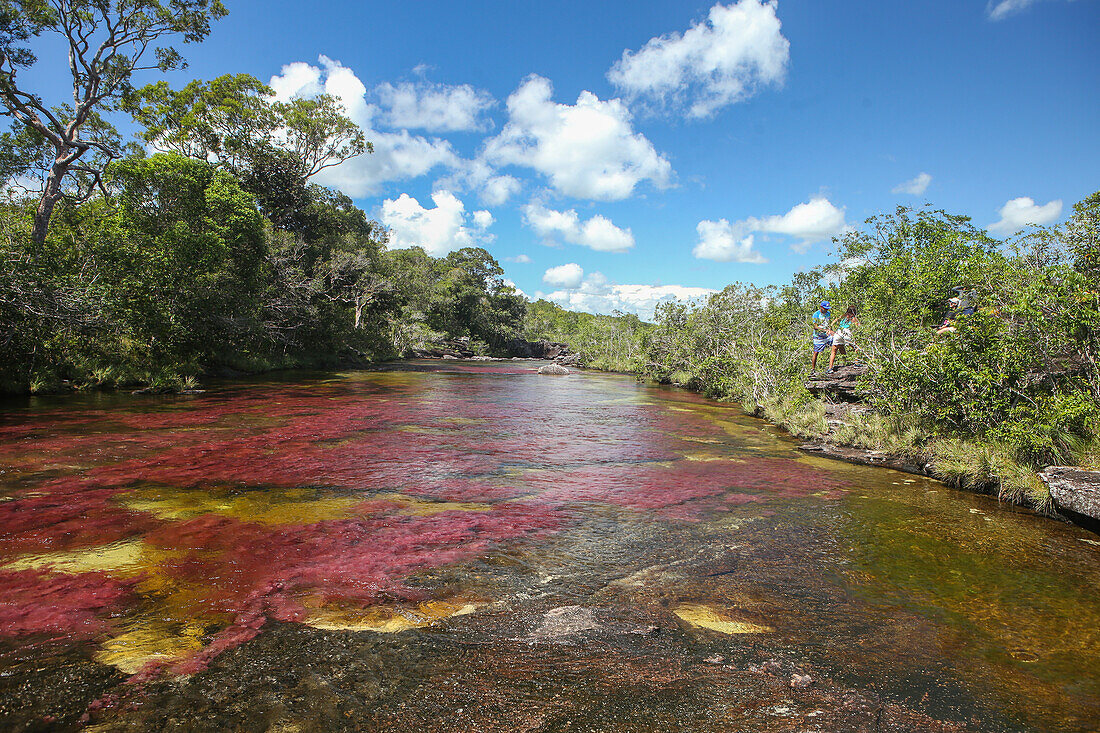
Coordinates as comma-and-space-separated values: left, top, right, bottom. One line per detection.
827, 306, 861, 373
810, 301, 833, 372
935, 296, 961, 338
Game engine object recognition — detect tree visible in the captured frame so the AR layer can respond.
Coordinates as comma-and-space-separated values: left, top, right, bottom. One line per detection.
0, 0, 227, 245
126, 73, 368, 230
1065, 190, 1100, 279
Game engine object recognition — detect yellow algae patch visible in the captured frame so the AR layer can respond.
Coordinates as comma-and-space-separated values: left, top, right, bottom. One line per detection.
120, 486, 362, 525
674, 604, 774, 635
4, 538, 147, 575
304, 599, 481, 632
373, 492, 494, 516
678, 452, 740, 463
437, 416, 486, 425
95, 620, 209, 674
793, 454, 849, 472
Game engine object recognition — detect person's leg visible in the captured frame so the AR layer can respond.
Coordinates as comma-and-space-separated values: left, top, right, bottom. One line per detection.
827, 343, 838, 371
811, 346, 819, 371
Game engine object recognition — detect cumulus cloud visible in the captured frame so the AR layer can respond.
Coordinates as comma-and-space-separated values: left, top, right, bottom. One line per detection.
892, 172, 932, 196
436, 157, 522, 207
543, 263, 585, 288
989, 196, 1063, 235
375, 81, 495, 132
380, 190, 494, 256
522, 203, 635, 253
694, 196, 847, 261
987, 0, 1074, 20
693, 220, 766, 263
608, 0, 789, 118
270, 56, 460, 197
541, 266, 715, 320
484, 75, 673, 201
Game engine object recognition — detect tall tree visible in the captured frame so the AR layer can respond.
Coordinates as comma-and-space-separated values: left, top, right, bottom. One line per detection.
127, 74, 368, 230
0, 0, 227, 245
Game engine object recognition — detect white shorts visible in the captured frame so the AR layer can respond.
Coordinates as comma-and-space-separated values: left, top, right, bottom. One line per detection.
832, 328, 854, 347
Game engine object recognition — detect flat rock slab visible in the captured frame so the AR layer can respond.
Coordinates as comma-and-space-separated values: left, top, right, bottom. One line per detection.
799, 442, 930, 478
805, 364, 868, 400
1040, 466, 1100, 520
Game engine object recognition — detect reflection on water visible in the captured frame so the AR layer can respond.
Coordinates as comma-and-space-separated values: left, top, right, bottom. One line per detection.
0, 361, 1098, 731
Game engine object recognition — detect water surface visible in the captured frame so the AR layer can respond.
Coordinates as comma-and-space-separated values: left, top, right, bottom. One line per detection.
1, 361, 1098, 731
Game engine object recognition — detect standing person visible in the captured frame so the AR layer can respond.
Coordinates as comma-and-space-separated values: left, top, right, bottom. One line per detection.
810, 301, 833, 373
827, 306, 861, 373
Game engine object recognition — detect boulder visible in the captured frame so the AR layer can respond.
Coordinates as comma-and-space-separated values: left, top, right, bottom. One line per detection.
502, 337, 571, 360
556, 352, 583, 367
1040, 466, 1100, 520
538, 363, 569, 375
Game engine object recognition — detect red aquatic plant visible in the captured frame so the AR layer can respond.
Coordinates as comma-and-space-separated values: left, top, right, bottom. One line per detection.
0, 486, 161, 555
0, 569, 135, 638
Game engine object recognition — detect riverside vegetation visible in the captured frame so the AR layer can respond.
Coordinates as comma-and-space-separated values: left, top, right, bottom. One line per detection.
0, 2, 524, 393
524, 194, 1100, 513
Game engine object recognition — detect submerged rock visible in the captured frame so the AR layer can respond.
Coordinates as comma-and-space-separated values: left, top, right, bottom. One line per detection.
790, 673, 813, 688
673, 604, 773, 635
531, 605, 600, 641
1040, 466, 1100, 520
538, 363, 569, 375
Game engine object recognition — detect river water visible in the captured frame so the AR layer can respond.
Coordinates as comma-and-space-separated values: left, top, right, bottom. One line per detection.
0, 361, 1097, 731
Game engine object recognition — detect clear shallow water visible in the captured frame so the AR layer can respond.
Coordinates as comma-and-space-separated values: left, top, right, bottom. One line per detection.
0, 361, 1098, 731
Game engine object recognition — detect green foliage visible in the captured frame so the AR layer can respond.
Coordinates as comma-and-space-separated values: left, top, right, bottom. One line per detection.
125, 73, 368, 233
523, 299, 652, 372
644, 283, 809, 408
0, 0, 229, 243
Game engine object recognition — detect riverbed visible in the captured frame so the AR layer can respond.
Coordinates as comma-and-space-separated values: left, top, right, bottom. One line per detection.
1, 361, 1097, 731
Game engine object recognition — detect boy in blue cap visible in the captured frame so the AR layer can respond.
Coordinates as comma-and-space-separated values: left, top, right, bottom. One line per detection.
810, 301, 833, 372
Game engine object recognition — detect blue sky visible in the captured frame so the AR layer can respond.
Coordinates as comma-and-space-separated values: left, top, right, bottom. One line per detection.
21, 0, 1100, 318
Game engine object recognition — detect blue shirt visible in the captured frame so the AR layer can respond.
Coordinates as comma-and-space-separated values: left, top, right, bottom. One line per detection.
812, 310, 830, 335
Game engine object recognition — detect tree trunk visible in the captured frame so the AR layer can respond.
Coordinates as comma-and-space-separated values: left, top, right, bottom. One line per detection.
31, 161, 67, 247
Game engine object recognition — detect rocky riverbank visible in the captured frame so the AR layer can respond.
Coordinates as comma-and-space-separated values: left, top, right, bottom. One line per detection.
793, 364, 1100, 527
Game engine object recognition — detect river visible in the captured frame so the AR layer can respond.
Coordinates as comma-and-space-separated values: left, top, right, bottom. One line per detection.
1, 361, 1097, 731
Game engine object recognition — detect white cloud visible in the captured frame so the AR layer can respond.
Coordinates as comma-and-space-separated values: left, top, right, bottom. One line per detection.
505, 254, 532, 264
693, 220, 766, 263
484, 75, 672, 201
608, 0, 789, 118
380, 190, 493, 256
435, 158, 522, 207
472, 210, 494, 229
543, 263, 585, 289
269, 56, 460, 197
892, 172, 932, 195
754, 196, 848, 242
987, 0, 1075, 20
375, 81, 495, 132
522, 203, 635, 253
543, 268, 715, 320
694, 196, 847, 261
989, 196, 1063, 234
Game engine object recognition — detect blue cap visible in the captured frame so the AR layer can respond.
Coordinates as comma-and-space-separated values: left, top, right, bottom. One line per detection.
821, 301, 830, 310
